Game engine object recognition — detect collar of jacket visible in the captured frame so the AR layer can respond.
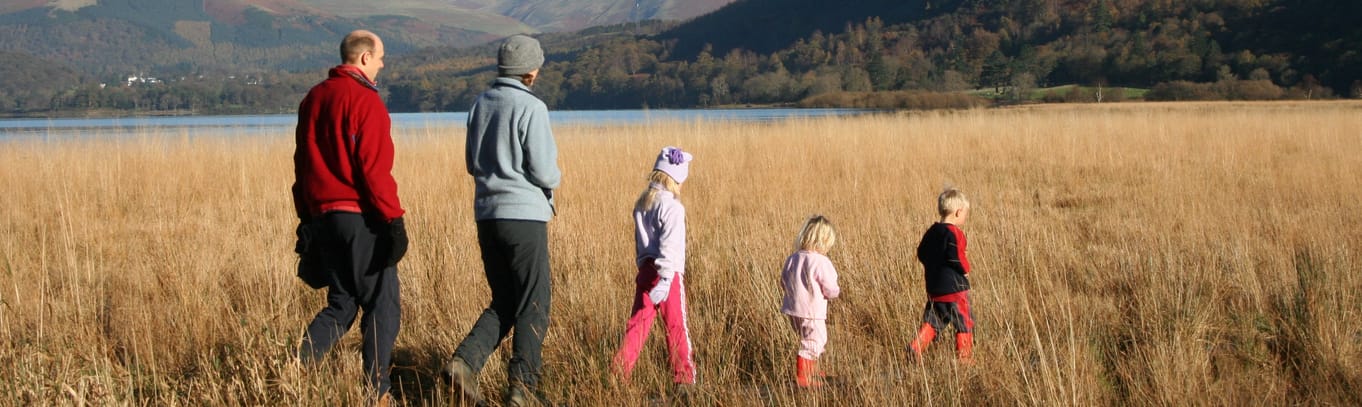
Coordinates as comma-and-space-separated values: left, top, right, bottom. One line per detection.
330, 65, 378, 92
492, 77, 534, 94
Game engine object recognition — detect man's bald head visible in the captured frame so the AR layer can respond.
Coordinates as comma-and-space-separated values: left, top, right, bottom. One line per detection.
339, 30, 386, 81
340, 30, 380, 64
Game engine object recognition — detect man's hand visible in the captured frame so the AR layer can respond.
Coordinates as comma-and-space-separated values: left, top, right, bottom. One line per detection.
294, 218, 327, 289
294, 221, 315, 255
385, 217, 409, 267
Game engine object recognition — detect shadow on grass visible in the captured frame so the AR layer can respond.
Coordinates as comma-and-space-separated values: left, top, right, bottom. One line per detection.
391, 346, 456, 406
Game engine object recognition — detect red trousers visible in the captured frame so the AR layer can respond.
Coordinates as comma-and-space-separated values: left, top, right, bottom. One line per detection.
612, 264, 695, 384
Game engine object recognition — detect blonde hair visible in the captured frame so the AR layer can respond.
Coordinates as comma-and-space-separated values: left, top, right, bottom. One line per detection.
635, 170, 681, 211
794, 215, 837, 254
938, 187, 969, 217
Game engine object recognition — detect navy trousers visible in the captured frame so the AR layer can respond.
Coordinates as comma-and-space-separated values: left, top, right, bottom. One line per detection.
299, 212, 402, 396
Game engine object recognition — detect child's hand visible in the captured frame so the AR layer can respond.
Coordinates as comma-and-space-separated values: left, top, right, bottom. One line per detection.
648, 276, 672, 304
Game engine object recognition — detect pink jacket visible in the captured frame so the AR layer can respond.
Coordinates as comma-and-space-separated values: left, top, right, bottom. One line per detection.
780, 250, 840, 320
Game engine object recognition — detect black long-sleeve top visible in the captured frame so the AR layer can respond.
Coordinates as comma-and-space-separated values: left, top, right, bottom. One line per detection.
917, 222, 971, 297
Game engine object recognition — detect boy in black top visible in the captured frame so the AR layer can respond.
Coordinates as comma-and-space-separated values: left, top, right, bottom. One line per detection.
909, 187, 974, 363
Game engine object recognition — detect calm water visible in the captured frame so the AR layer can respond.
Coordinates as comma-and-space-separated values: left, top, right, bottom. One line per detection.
0, 108, 870, 140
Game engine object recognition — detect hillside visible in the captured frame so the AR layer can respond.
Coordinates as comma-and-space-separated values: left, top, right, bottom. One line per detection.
0, 51, 84, 114
300, 0, 729, 33
0, 0, 737, 79
5, 0, 1360, 116
490, 0, 729, 32
656, 0, 936, 59
0, 0, 485, 78
382, 0, 1362, 112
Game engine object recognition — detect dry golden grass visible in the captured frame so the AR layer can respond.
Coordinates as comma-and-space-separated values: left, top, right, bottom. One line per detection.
3, 101, 1361, 406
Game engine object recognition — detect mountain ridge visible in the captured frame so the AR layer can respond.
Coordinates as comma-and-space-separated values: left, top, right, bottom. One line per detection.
0, 0, 735, 77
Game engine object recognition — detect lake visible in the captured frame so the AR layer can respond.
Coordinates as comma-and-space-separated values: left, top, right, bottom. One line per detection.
0, 108, 871, 140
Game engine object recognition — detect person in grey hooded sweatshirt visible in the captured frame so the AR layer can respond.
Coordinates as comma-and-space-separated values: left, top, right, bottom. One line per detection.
444, 34, 561, 407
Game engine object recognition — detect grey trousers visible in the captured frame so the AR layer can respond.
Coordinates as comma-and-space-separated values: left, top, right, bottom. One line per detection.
454, 220, 552, 388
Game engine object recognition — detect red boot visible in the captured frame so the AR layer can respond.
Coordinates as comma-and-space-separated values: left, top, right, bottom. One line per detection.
908, 323, 937, 361
795, 357, 822, 388
955, 333, 974, 364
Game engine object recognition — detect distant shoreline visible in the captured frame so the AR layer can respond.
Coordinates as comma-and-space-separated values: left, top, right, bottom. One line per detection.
0, 109, 200, 120
0, 105, 813, 120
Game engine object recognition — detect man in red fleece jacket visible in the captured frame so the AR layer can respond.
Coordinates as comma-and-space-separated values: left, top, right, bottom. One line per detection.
291, 29, 408, 403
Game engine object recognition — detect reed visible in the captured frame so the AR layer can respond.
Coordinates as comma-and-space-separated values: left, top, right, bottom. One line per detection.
2, 101, 1360, 405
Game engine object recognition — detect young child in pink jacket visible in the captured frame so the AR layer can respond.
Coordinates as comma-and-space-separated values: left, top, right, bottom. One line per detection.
613, 146, 696, 387
780, 215, 840, 388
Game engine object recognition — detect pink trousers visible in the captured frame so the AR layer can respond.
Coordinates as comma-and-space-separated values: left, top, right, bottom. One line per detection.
788, 315, 828, 360
612, 264, 695, 384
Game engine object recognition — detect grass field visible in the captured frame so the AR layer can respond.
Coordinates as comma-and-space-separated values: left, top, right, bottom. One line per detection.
969, 85, 1149, 102
2, 101, 1360, 406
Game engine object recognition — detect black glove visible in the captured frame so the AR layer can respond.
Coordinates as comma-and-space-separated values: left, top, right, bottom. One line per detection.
294, 221, 315, 255
385, 217, 409, 267
295, 219, 327, 289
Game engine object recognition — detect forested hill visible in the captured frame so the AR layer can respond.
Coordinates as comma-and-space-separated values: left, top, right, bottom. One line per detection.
655, 0, 935, 59
386, 0, 1362, 111
4, 0, 1360, 116
1229, 0, 1362, 95
0, 0, 737, 79
0, 0, 732, 116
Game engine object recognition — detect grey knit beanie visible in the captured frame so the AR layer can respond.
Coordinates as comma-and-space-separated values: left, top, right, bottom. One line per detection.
498, 35, 544, 76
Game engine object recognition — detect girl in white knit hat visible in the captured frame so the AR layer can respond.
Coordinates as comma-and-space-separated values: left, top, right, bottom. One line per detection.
612, 146, 697, 388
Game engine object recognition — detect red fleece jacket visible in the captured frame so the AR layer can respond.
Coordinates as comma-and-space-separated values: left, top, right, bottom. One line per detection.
291, 65, 404, 222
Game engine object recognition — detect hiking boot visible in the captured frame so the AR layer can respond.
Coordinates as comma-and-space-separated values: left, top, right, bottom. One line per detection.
504, 382, 546, 407
442, 356, 482, 405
